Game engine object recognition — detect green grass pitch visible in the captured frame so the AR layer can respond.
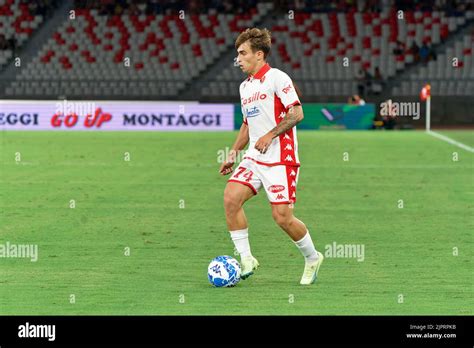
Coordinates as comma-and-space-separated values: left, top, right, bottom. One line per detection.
0, 130, 472, 315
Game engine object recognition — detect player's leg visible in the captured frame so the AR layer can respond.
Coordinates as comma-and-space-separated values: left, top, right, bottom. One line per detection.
270, 203, 307, 241
224, 161, 261, 279
271, 203, 323, 285
223, 181, 254, 231
261, 164, 323, 285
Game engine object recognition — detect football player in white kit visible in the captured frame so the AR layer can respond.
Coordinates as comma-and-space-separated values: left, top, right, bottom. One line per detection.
219, 28, 324, 285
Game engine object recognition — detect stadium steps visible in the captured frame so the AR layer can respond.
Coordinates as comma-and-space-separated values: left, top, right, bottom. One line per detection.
0, 0, 73, 98
185, 9, 474, 99
177, 3, 275, 102
175, 39, 241, 102
3, 6, 272, 99
386, 18, 474, 96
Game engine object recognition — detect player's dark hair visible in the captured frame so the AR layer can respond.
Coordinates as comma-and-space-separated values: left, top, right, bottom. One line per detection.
235, 28, 272, 59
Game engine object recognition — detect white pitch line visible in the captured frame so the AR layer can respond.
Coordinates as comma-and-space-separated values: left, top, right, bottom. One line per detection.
427, 130, 474, 153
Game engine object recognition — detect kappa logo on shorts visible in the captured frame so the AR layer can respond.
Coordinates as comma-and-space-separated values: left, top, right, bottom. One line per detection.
268, 185, 285, 193
275, 194, 286, 200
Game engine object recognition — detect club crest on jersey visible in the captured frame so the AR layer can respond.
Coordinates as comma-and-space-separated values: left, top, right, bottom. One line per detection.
268, 185, 285, 193
242, 92, 267, 105
245, 106, 261, 118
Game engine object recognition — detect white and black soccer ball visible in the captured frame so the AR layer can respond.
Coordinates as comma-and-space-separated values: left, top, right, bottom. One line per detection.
207, 255, 241, 287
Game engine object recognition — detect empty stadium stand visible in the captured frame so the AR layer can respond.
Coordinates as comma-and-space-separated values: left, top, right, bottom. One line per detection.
0, 0, 57, 67
0, 0, 473, 99
393, 31, 474, 96
204, 9, 474, 98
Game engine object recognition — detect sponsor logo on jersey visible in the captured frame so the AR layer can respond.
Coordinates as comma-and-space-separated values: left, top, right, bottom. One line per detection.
285, 155, 294, 162
282, 84, 293, 94
268, 185, 285, 193
284, 144, 293, 150
275, 194, 286, 200
246, 106, 261, 118
241, 92, 267, 106
290, 169, 296, 177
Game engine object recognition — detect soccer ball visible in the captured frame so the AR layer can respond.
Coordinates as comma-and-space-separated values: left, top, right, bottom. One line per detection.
207, 255, 241, 287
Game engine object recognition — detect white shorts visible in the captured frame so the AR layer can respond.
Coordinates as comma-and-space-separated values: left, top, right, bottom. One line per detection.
228, 158, 300, 204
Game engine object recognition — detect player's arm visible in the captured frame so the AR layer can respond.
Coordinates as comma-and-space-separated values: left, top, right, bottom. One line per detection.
254, 105, 304, 153
219, 122, 249, 175
269, 104, 304, 138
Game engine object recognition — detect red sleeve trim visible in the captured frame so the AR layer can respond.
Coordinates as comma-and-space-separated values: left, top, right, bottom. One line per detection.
243, 118, 248, 125
285, 100, 301, 111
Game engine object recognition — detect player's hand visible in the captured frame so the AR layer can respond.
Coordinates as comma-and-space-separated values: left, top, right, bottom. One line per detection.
255, 133, 274, 154
219, 161, 234, 176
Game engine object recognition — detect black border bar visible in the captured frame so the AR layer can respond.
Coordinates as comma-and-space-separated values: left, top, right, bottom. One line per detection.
0, 315, 471, 346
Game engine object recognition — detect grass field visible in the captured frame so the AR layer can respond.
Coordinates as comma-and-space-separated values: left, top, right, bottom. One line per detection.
0, 130, 472, 315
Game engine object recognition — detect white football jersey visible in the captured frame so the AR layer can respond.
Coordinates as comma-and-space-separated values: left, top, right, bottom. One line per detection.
240, 63, 301, 167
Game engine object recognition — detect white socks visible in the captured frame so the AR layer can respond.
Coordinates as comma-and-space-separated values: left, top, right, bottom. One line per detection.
294, 231, 319, 263
230, 228, 317, 262
229, 228, 252, 259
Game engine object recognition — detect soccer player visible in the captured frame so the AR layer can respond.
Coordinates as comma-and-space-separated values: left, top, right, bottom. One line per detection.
219, 28, 324, 285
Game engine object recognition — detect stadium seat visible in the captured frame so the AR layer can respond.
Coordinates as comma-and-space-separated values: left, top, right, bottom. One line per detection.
2, 2, 473, 98
205, 9, 473, 97
0, 0, 51, 68
392, 32, 474, 96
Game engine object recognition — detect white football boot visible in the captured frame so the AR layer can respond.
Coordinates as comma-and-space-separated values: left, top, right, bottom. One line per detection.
300, 252, 324, 285
240, 256, 259, 280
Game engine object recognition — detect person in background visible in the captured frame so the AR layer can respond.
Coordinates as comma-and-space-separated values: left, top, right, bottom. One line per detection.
419, 41, 430, 63
372, 67, 384, 94
410, 41, 420, 62
348, 94, 366, 105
